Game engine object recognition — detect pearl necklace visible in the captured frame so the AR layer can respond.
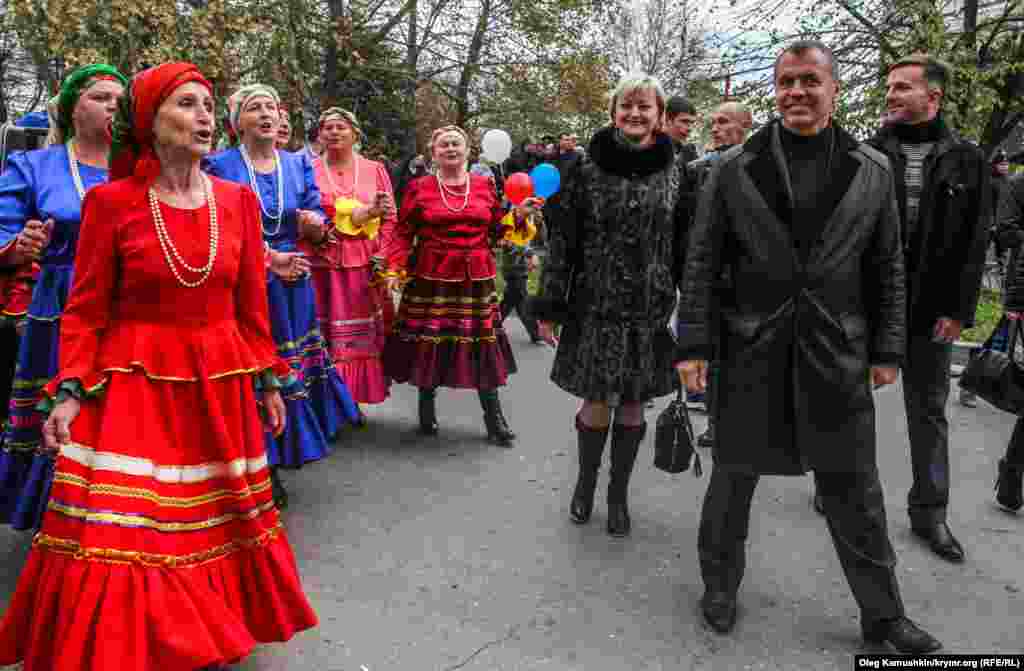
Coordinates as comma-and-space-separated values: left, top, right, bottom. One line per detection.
239, 143, 284, 237
67, 140, 89, 201
149, 175, 219, 288
323, 151, 359, 198
435, 173, 470, 213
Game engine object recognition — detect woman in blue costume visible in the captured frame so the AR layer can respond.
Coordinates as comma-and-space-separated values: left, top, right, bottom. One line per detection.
204, 84, 359, 507
0, 64, 129, 530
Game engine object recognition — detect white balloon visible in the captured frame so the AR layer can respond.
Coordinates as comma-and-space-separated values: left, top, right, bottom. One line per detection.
481, 129, 512, 163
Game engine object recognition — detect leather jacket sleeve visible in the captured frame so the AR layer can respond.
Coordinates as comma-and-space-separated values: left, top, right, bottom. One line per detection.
866, 167, 907, 366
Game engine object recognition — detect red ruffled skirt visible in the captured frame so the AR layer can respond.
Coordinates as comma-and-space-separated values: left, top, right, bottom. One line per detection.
0, 370, 317, 671
383, 276, 516, 390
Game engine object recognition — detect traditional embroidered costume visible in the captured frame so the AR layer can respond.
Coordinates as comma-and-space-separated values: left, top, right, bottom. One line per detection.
0, 63, 317, 671
305, 111, 397, 404
205, 139, 359, 469
0, 65, 129, 530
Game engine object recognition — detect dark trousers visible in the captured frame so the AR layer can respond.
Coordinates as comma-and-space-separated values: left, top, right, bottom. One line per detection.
1005, 417, 1024, 468
499, 274, 537, 338
698, 466, 904, 623
902, 334, 953, 527
0, 325, 18, 423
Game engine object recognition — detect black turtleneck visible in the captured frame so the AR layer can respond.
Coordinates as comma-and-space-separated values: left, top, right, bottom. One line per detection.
779, 124, 835, 262
890, 114, 945, 144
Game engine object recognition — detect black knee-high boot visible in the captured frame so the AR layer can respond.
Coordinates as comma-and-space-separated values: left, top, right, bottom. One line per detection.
418, 387, 439, 435
607, 422, 646, 537
570, 415, 610, 524
479, 389, 515, 446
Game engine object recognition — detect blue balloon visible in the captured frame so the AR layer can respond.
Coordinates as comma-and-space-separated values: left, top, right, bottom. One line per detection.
529, 163, 561, 199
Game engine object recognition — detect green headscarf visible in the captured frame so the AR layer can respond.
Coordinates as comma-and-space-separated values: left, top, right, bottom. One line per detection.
57, 64, 129, 141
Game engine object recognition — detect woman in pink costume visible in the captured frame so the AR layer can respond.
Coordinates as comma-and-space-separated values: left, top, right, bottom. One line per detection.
304, 108, 398, 408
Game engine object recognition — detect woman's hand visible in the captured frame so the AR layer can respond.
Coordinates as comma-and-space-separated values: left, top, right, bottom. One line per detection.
296, 210, 327, 243
41, 397, 81, 456
263, 390, 286, 437
676, 360, 707, 394
10, 219, 53, 265
373, 191, 396, 220
538, 321, 559, 347
269, 250, 311, 282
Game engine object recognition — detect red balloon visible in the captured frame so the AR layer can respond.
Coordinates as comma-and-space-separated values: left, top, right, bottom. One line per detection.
504, 172, 534, 205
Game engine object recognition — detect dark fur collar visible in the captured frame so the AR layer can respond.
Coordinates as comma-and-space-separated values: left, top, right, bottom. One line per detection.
587, 126, 676, 179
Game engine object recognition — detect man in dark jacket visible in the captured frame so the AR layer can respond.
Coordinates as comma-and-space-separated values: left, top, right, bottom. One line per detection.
868, 54, 991, 564
665, 96, 699, 163
991, 172, 1024, 512
677, 41, 941, 652
678, 101, 753, 444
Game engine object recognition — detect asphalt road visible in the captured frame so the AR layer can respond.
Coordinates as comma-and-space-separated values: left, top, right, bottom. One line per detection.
2, 320, 1022, 670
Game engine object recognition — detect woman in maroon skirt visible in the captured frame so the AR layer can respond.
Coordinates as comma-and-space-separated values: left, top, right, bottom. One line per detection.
383, 125, 540, 445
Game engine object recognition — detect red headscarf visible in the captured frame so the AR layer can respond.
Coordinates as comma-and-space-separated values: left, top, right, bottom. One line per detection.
109, 62, 213, 184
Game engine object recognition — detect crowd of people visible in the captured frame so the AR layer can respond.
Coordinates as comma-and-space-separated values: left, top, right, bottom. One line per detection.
0, 38, 1018, 669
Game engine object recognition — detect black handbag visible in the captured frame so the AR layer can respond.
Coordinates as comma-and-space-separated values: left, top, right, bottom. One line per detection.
653, 387, 702, 476
960, 318, 1024, 414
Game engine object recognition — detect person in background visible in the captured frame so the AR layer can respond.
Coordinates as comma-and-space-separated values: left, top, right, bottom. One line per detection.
204, 85, 361, 508
498, 231, 542, 344
680, 101, 753, 448
992, 165, 1024, 512
384, 125, 540, 445
959, 149, 1014, 407
664, 96, 699, 163
276, 104, 294, 151
301, 123, 324, 161
867, 54, 990, 564
0, 64, 129, 531
305, 107, 398, 410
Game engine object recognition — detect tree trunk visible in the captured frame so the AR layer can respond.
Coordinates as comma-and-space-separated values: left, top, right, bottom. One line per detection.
324, 0, 344, 103
455, 0, 490, 127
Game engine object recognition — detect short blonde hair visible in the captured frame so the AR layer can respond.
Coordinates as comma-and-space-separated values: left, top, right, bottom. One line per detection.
608, 73, 667, 121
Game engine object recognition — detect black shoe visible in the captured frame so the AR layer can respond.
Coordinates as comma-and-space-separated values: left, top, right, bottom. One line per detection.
996, 459, 1023, 512
911, 522, 965, 563
418, 389, 439, 436
697, 424, 715, 449
862, 617, 942, 653
270, 468, 289, 510
606, 502, 631, 536
606, 423, 645, 537
701, 590, 738, 634
570, 417, 609, 525
480, 393, 515, 446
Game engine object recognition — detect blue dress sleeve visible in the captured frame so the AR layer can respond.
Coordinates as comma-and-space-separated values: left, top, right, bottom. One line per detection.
298, 152, 326, 219
0, 153, 38, 251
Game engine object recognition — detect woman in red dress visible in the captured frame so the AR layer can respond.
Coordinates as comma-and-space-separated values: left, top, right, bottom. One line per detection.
383, 125, 540, 444
0, 62, 317, 671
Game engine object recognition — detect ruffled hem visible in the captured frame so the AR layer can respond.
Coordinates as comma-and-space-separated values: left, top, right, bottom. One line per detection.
334, 358, 390, 404
307, 368, 362, 439
42, 359, 292, 401
0, 448, 53, 530
265, 395, 331, 469
383, 331, 517, 390
0, 529, 317, 671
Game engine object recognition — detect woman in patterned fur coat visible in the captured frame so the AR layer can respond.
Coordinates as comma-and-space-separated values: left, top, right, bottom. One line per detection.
531, 73, 690, 538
